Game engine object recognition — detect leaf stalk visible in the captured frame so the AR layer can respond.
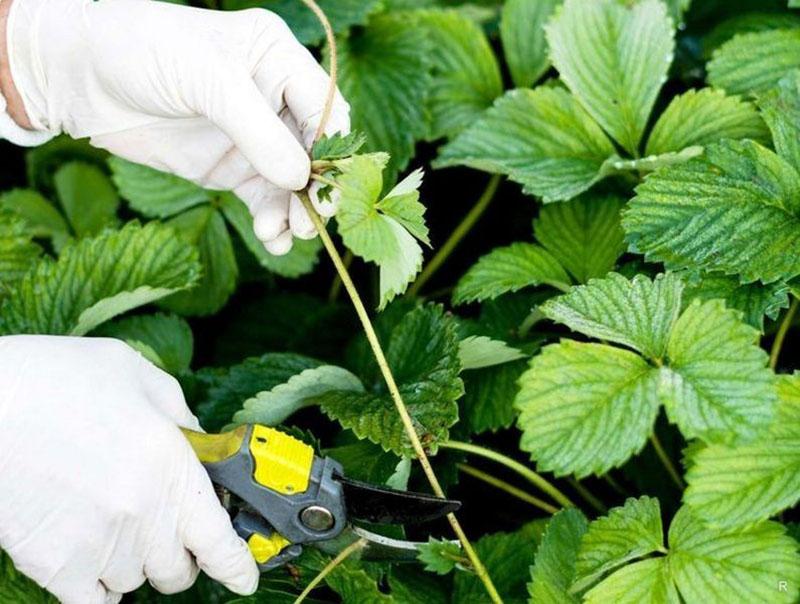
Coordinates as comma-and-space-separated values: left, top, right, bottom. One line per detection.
293, 538, 367, 604
649, 432, 685, 490
770, 296, 798, 370
458, 463, 559, 514
440, 440, 576, 510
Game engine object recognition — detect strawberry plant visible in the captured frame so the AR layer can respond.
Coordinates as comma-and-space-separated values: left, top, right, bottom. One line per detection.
2, 0, 800, 602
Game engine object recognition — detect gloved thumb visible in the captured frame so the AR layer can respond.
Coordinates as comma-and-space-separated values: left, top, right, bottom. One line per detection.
203, 67, 310, 192
180, 458, 260, 595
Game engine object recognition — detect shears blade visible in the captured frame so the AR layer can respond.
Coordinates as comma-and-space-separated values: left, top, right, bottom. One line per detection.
316, 525, 458, 562
337, 475, 461, 524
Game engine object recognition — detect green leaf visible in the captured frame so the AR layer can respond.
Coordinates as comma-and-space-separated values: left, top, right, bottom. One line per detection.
0, 189, 70, 249
684, 374, 800, 527
453, 521, 547, 604
624, 139, 800, 283
109, 157, 211, 218
435, 87, 616, 202
0, 212, 42, 291
312, 132, 367, 161
323, 440, 403, 487
26, 135, 109, 194
528, 508, 588, 604
191, 353, 322, 432
583, 558, 678, 604
458, 335, 525, 370
94, 313, 193, 374
53, 162, 119, 237
453, 242, 571, 305
233, 365, 364, 426
541, 273, 684, 360
645, 88, 768, 156
335, 13, 433, 180
758, 70, 800, 172
598, 147, 704, 176
661, 298, 776, 442
0, 222, 200, 336
221, 0, 382, 46
500, 0, 561, 88
534, 194, 625, 284
219, 193, 320, 279
703, 12, 800, 58
417, 538, 465, 575
321, 560, 393, 604
462, 359, 528, 433
0, 551, 57, 603
160, 206, 238, 316
708, 28, 800, 95
417, 9, 502, 141
319, 304, 463, 456
546, 0, 675, 154
335, 156, 427, 308
681, 271, 790, 330
516, 341, 660, 477
574, 497, 666, 593
667, 507, 800, 603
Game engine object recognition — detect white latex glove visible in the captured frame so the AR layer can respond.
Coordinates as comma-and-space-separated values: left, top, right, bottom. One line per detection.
6, 0, 349, 254
0, 336, 259, 603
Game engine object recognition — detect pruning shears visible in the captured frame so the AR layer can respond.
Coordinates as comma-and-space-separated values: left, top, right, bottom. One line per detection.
182, 424, 460, 570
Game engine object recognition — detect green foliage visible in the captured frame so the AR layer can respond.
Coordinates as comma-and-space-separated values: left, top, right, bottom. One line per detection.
418, 539, 466, 575
53, 162, 120, 237
0, 552, 56, 603
528, 508, 588, 603
546, 0, 674, 155
0, 189, 69, 250
335, 13, 432, 181
0, 212, 42, 293
516, 273, 776, 476
500, 0, 561, 88
707, 28, 800, 94
0, 222, 199, 336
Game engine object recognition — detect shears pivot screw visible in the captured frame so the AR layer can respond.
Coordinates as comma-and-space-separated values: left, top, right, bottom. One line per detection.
300, 505, 335, 531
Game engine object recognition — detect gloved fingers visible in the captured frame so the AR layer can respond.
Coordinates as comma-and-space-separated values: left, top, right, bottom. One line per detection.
144, 537, 199, 595
289, 193, 317, 240
254, 39, 350, 149
264, 230, 294, 256
252, 193, 291, 244
136, 360, 201, 431
99, 566, 146, 595
180, 463, 259, 595
202, 67, 309, 192
46, 577, 119, 604
308, 180, 339, 218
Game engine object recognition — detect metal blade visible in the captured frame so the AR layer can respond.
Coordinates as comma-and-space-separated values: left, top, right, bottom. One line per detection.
316, 525, 457, 562
338, 475, 460, 525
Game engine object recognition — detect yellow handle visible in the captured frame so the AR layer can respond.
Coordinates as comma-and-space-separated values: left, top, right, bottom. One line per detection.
181, 425, 248, 464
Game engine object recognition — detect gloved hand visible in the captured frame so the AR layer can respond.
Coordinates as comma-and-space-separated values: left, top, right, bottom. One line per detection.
0, 336, 259, 603
4, 0, 349, 254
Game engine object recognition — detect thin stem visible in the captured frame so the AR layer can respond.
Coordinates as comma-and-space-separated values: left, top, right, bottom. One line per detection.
458, 463, 559, 515
327, 249, 353, 303
441, 440, 576, 510
770, 297, 798, 370
567, 477, 607, 514
298, 0, 337, 143
310, 173, 341, 189
649, 433, 685, 490
298, 193, 502, 604
293, 538, 367, 604
408, 174, 502, 297
602, 472, 629, 497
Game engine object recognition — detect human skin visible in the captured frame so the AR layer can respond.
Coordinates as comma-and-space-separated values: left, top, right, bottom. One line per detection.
0, 0, 33, 129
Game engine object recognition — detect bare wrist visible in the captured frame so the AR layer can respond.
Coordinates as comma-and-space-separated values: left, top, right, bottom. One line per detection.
1, 0, 33, 129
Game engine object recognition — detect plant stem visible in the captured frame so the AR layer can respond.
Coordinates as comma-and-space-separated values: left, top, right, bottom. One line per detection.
293, 538, 367, 604
310, 173, 341, 189
408, 174, 502, 297
327, 249, 353, 302
298, 0, 337, 142
298, 193, 503, 604
602, 472, 629, 496
458, 463, 559, 514
441, 440, 576, 510
770, 297, 798, 370
649, 433, 685, 490
567, 477, 607, 514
